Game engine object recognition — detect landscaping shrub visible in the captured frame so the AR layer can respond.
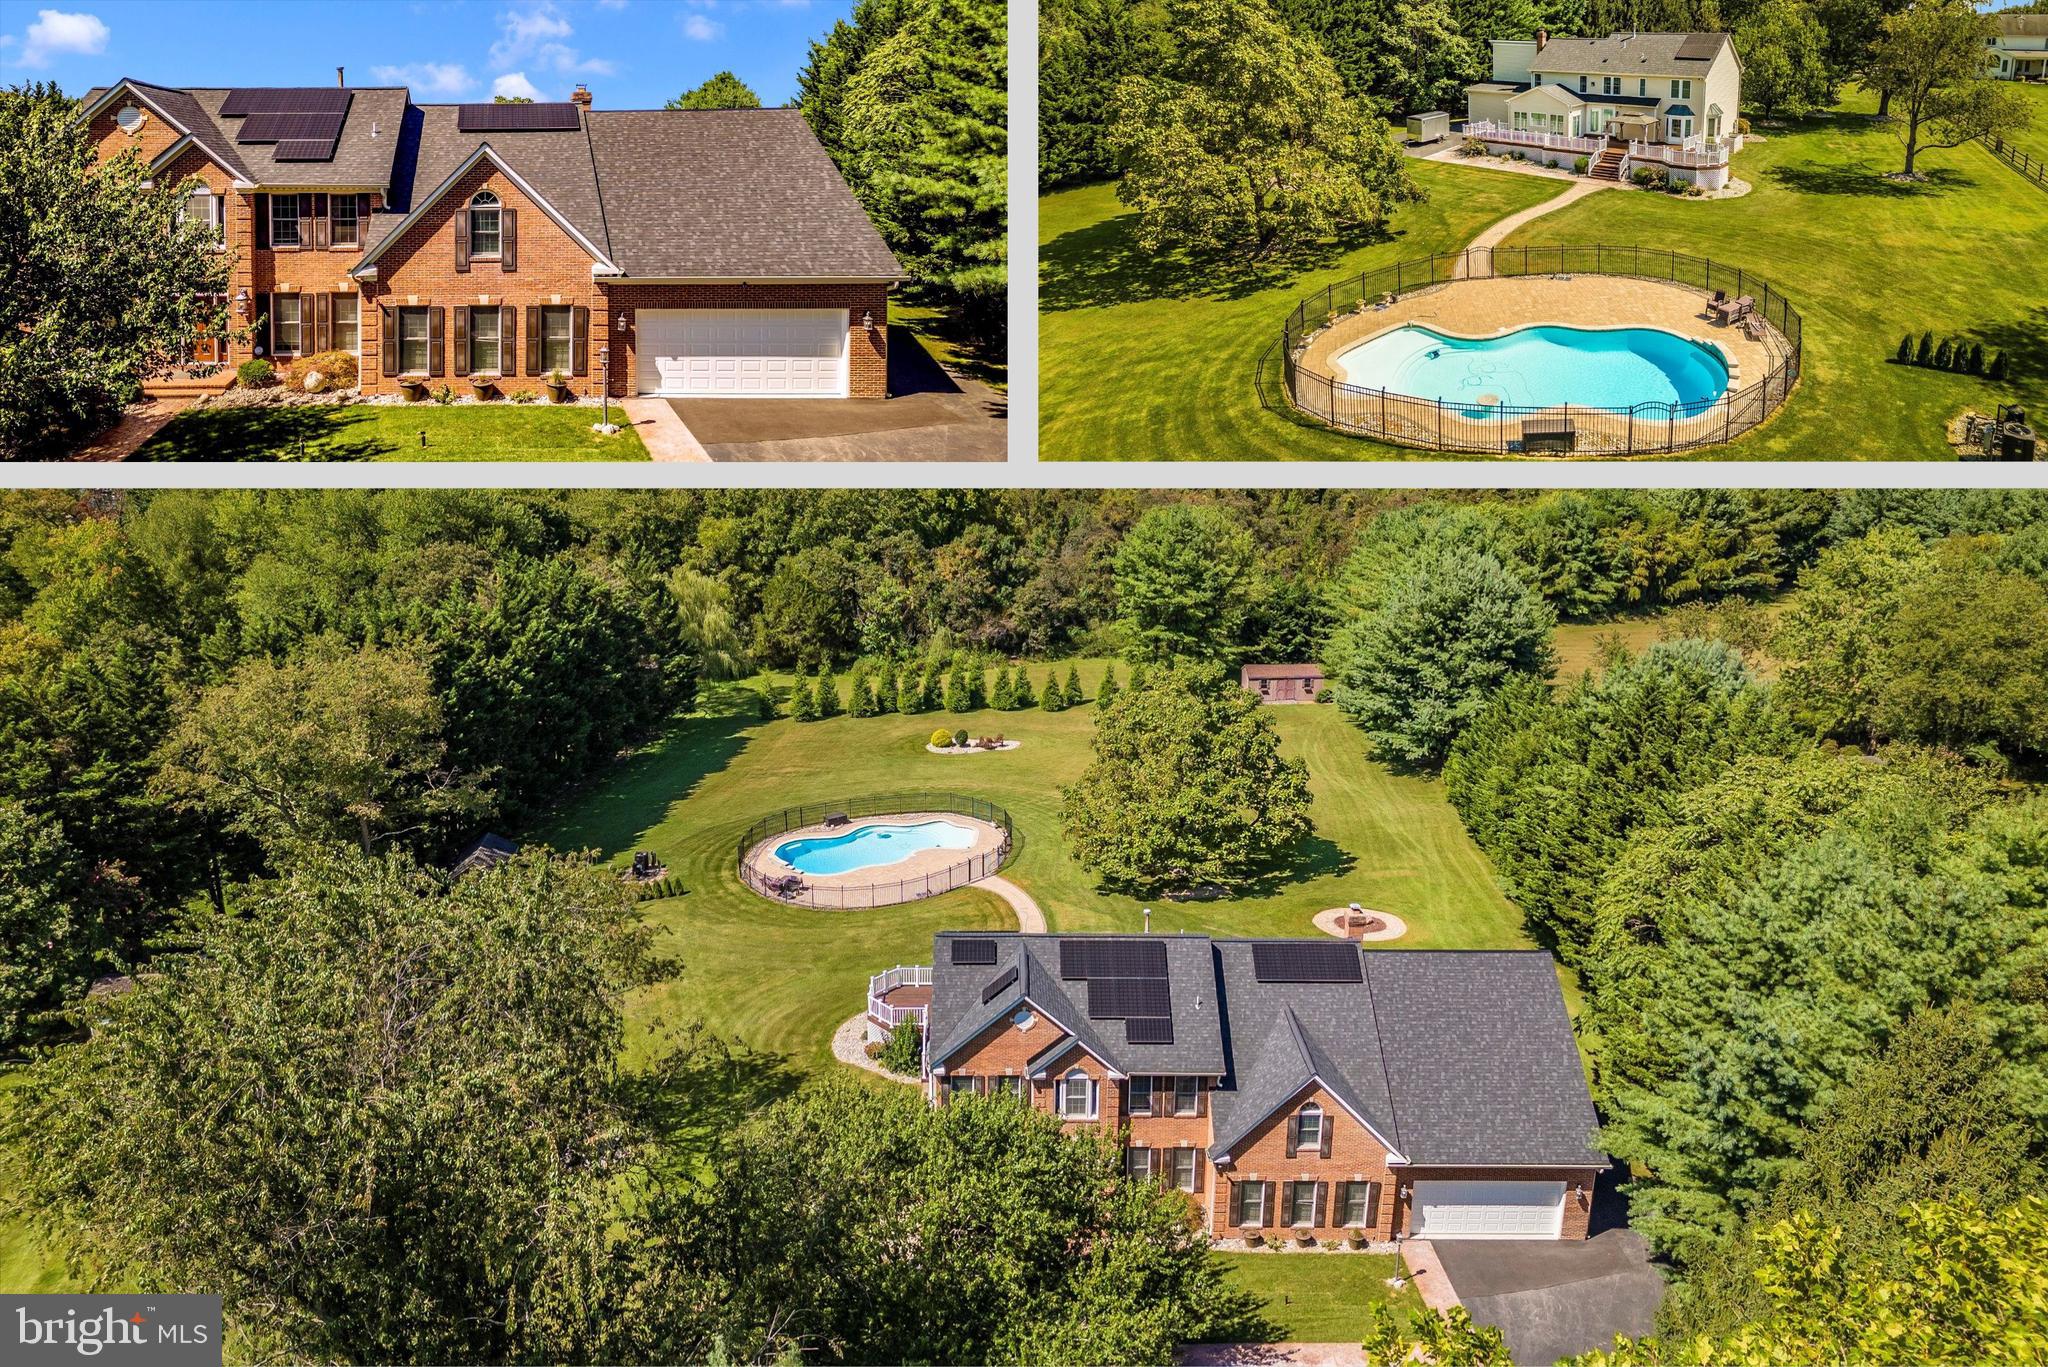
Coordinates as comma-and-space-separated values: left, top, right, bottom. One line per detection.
873, 670, 898, 714
282, 349, 358, 392
791, 673, 819, 722
1097, 667, 1121, 708
1736, 117, 1751, 135
876, 1017, 921, 1076
1063, 667, 1083, 707
1917, 332, 1934, 366
930, 727, 955, 748
849, 667, 878, 717
1040, 671, 1066, 711
1898, 335, 1915, 364
1990, 352, 2010, 381
1573, 155, 1590, 175
235, 358, 277, 388
991, 666, 1016, 710
1934, 339, 1953, 370
432, 385, 456, 405
1315, 686, 1334, 703
951, 728, 968, 747
1460, 136, 1486, 157
509, 390, 537, 404
1967, 343, 1985, 376
1012, 669, 1037, 709
816, 671, 843, 719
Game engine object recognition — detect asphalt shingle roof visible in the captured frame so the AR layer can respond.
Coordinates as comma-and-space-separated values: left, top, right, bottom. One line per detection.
191, 86, 412, 189
1532, 32, 1732, 72
371, 104, 612, 261
586, 109, 901, 279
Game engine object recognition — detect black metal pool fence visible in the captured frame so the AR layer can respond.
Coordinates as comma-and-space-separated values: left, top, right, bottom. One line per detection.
736, 792, 1015, 910
1279, 245, 1804, 455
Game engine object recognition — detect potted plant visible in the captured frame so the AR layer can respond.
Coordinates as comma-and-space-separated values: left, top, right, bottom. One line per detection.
467, 372, 497, 399
545, 369, 572, 402
1346, 1229, 1368, 1250
1242, 1230, 1264, 1248
1293, 1226, 1316, 1247
398, 376, 428, 401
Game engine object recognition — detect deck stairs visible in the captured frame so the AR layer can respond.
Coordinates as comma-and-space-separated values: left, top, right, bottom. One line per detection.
1590, 146, 1628, 182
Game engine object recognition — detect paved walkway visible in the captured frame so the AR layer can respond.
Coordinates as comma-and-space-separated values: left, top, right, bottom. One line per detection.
70, 397, 193, 460
982, 875, 1045, 932
619, 397, 711, 461
1180, 1344, 1371, 1365
1453, 178, 1609, 277
1400, 1239, 1460, 1313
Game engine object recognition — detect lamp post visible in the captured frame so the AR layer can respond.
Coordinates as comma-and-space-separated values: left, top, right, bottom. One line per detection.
598, 344, 610, 432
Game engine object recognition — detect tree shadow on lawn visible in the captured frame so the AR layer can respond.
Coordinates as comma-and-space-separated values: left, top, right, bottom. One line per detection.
1153, 833, 1359, 903
526, 682, 761, 861
1966, 305, 2048, 396
1763, 160, 1973, 198
129, 403, 393, 461
1041, 204, 1400, 313
628, 1029, 802, 1171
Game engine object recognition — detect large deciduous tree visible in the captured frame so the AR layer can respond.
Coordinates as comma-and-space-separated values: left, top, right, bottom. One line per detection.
1738, 0, 1833, 120
1868, 0, 2033, 176
1062, 661, 1313, 894
1113, 502, 1257, 662
1108, 0, 1416, 258
1326, 547, 1556, 767
0, 82, 240, 457
666, 71, 762, 110
5, 849, 697, 1364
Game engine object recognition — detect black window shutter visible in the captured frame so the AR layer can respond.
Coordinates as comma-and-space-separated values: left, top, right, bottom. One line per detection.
500, 207, 517, 272
455, 205, 469, 272
428, 306, 444, 377
571, 305, 589, 376
525, 306, 542, 375
311, 193, 328, 249
452, 306, 468, 376
1316, 1181, 1330, 1227
295, 293, 312, 355
253, 193, 269, 248
500, 304, 517, 375
1320, 1115, 1333, 1159
1285, 1116, 1299, 1159
380, 306, 397, 375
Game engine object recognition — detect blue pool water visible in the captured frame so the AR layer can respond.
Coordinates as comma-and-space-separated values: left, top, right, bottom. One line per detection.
1335, 324, 1729, 416
775, 819, 978, 875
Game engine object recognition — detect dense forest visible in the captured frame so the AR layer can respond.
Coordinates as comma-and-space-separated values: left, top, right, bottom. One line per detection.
3, 487, 2044, 1362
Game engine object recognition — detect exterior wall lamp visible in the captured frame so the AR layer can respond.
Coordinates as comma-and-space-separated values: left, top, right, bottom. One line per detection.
861, 308, 875, 330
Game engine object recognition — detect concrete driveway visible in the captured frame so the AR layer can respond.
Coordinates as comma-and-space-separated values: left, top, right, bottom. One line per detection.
1424, 1165, 1666, 1364
664, 325, 1005, 461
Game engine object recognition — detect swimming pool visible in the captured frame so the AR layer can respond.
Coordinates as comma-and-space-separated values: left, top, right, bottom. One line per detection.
1333, 323, 1729, 416
774, 819, 979, 875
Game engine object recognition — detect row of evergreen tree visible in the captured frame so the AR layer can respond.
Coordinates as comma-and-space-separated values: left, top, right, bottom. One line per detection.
1893, 331, 2011, 379
787, 659, 1132, 721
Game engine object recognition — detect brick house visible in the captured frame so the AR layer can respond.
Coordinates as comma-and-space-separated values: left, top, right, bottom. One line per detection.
76, 78, 901, 399
923, 935, 1605, 1243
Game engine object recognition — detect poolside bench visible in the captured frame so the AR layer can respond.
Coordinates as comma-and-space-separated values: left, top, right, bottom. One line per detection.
1521, 417, 1578, 453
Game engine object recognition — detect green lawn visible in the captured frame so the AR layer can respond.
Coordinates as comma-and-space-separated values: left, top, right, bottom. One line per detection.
1038, 161, 1559, 460
131, 402, 650, 462
1504, 87, 2048, 459
1041, 88, 2048, 460
1990, 82, 2048, 169
894, 299, 1006, 392
1208, 1251, 1423, 1342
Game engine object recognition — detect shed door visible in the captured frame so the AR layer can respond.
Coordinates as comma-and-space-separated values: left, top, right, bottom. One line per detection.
636, 308, 846, 397
1410, 1180, 1566, 1239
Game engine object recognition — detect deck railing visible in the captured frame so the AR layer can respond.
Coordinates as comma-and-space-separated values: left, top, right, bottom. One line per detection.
1463, 120, 1603, 155
1276, 245, 1803, 457
736, 792, 1016, 910
868, 964, 933, 1030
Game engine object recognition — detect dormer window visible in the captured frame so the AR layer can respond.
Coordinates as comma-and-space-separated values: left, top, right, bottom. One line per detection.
468, 191, 501, 258
116, 104, 143, 133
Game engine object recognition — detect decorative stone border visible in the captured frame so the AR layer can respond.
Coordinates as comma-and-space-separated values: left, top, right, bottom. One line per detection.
926, 740, 1022, 755
1313, 905, 1409, 942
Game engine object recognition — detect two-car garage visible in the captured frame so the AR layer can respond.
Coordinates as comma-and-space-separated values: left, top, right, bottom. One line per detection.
1409, 1180, 1568, 1239
634, 308, 848, 398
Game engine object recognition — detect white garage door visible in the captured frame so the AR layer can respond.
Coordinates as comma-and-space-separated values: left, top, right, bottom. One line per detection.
1410, 1180, 1566, 1239
636, 308, 847, 397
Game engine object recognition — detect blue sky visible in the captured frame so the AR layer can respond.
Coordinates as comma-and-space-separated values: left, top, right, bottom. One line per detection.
0, 0, 854, 108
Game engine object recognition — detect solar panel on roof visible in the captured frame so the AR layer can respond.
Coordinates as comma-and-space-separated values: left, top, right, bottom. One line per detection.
221, 87, 352, 117
1086, 977, 1172, 1019
1126, 1017, 1174, 1045
236, 110, 345, 143
981, 965, 1018, 1004
1251, 942, 1363, 983
1058, 939, 1168, 980
1673, 33, 1722, 60
457, 102, 582, 132
951, 938, 997, 966
273, 139, 337, 161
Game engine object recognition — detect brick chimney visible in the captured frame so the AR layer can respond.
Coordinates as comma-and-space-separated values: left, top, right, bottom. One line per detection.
570, 84, 592, 108
1536, 28, 1548, 49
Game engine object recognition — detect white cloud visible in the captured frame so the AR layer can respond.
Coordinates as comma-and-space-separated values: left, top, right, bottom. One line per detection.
17, 9, 109, 67
0, 35, 14, 48
492, 72, 546, 101
488, 1, 613, 78
370, 62, 475, 94
681, 13, 723, 40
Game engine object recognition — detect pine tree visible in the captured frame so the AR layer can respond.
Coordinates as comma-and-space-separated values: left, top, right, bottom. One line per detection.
1013, 669, 1037, 709
946, 662, 973, 713
1098, 665, 1122, 708
922, 666, 946, 712
1949, 342, 1970, 374
875, 669, 899, 714
1064, 665, 1084, 707
849, 666, 879, 717
1933, 338, 1953, 370
1917, 332, 1934, 366
1128, 661, 1149, 692
1990, 352, 2010, 381
1967, 343, 1985, 376
966, 661, 989, 710
1897, 334, 1913, 363
791, 671, 819, 722
816, 670, 843, 718
1040, 670, 1065, 712
992, 666, 1015, 710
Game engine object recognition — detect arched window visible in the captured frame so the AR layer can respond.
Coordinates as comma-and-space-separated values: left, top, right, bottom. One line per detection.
1295, 1102, 1324, 1151
1058, 1068, 1097, 1119
469, 190, 501, 257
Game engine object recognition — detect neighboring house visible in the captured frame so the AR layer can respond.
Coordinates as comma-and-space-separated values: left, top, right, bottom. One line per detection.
76, 77, 901, 399
922, 933, 1605, 1243
449, 832, 519, 878
1986, 14, 2048, 81
1240, 663, 1326, 703
1464, 31, 1744, 189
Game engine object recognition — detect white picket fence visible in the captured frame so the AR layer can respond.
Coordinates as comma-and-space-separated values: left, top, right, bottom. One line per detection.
868, 964, 932, 1030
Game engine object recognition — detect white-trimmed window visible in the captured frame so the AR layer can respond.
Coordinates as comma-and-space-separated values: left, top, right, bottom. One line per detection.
990, 1075, 1024, 1100
1342, 1181, 1375, 1227
271, 195, 300, 247
1287, 1181, 1318, 1227
179, 188, 223, 243
1296, 1103, 1324, 1151
1638, 78, 1648, 96
1234, 1181, 1267, 1227
1129, 1076, 1153, 1115
1601, 76, 1621, 95
944, 1073, 980, 1099
541, 305, 574, 375
1671, 79, 1694, 99
331, 194, 359, 247
469, 190, 502, 258
469, 306, 501, 374
272, 294, 300, 354
1165, 1148, 1197, 1193
116, 104, 144, 132
333, 295, 359, 354
1125, 1146, 1153, 1179
1057, 1069, 1097, 1120
397, 306, 430, 374
1173, 1076, 1199, 1116
1668, 115, 1695, 140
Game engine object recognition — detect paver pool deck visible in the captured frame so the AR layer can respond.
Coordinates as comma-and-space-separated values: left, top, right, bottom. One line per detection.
744, 811, 1009, 909
1293, 275, 1787, 454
